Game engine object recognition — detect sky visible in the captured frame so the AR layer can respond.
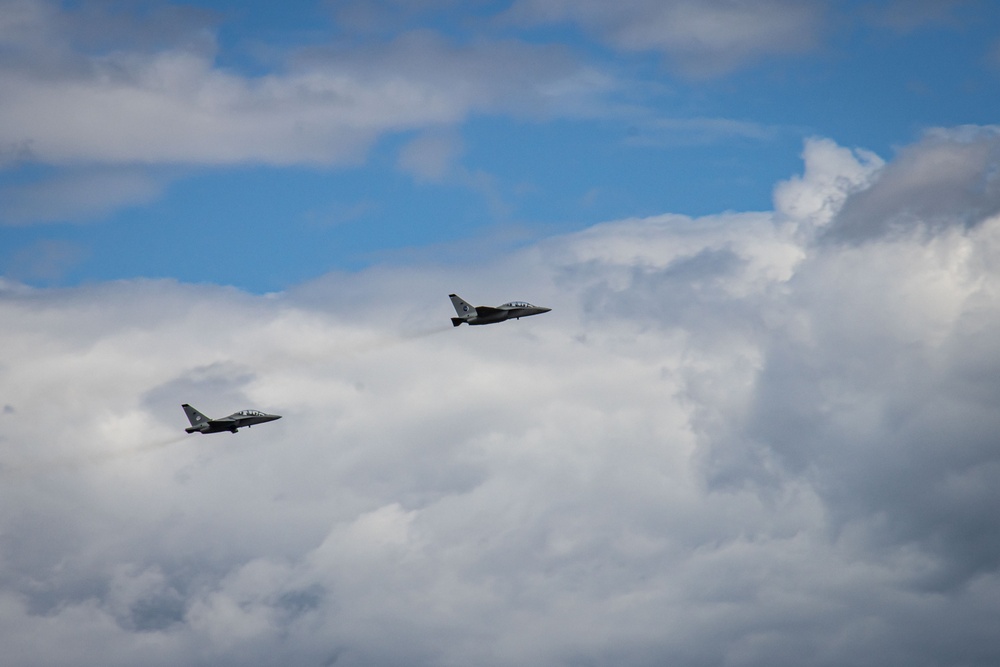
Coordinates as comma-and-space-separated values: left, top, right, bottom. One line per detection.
2, 1, 1000, 665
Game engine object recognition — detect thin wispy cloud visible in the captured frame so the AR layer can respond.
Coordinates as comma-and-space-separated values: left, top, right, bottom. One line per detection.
505, 0, 829, 77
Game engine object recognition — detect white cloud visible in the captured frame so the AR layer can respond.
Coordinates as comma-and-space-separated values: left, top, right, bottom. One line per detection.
827, 126, 1000, 241
3, 130, 1000, 665
774, 137, 885, 230
0, 1, 617, 224
505, 0, 829, 77
0, 4, 607, 167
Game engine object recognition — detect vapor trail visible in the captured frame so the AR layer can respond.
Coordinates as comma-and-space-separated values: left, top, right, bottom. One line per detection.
0, 433, 191, 479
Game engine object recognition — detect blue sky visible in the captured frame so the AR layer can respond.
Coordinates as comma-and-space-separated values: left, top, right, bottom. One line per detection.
3, 0, 999, 291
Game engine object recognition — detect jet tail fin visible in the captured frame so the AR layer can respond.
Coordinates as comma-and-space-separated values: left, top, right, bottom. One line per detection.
449, 294, 477, 320
451, 317, 465, 327
182, 404, 210, 431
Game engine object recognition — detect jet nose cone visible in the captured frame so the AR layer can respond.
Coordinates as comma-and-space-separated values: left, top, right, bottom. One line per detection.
268, 414, 282, 422
539, 307, 552, 313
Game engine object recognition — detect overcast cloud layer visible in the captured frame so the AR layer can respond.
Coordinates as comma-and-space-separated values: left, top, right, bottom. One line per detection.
3, 129, 1000, 666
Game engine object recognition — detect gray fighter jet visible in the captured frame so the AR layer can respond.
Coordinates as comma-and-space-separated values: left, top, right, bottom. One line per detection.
449, 294, 551, 326
182, 404, 282, 434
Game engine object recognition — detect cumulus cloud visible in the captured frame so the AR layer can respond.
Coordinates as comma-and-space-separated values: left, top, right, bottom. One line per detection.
505, 0, 829, 77
3, 129, 1000, 665
827, 126, 1000, 241
773, 137, 885, 230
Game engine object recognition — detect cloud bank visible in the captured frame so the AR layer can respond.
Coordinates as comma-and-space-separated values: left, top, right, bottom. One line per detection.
3, 128, 1000, 665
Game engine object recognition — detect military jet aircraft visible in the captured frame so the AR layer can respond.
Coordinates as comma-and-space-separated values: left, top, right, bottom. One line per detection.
182, 404, 282, 434
449, 294, 551, 326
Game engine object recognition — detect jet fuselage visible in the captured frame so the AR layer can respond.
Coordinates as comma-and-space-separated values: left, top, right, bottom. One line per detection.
183, 404, 282, 434
449, 294, 551, 326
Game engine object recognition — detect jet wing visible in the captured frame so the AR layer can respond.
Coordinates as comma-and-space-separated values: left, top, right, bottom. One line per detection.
474, 306, 504, 317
